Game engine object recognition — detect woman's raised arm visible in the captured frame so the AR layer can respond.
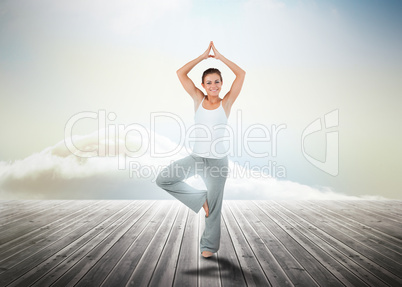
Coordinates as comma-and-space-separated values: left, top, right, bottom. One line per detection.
177, 42, 213, 102
211, 42, 246, 108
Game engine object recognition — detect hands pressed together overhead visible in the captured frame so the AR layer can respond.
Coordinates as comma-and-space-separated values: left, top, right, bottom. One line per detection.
202, 41, 221, 60
176, 40, 245, 106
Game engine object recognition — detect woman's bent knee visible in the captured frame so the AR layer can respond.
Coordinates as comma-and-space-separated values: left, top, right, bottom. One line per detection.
156, 168, 171, 188
155, 173, 166, 188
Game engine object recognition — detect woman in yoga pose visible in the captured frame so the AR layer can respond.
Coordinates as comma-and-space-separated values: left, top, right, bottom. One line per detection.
156, 41, 245, 258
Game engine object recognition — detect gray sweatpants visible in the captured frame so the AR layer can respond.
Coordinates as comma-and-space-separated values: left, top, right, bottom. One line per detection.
156, 154, 229, 253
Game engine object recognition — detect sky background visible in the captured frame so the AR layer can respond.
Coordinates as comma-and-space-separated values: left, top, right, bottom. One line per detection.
0, 0, 401, 200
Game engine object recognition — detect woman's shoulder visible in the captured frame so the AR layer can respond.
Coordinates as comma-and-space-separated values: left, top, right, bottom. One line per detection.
194, 94, 206, 105
194, 95, 206, 112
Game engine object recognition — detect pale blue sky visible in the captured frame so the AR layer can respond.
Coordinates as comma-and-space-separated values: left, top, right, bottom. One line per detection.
0, 0, 401, 199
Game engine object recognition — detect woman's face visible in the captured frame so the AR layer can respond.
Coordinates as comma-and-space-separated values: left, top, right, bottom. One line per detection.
202, 73, 222, 97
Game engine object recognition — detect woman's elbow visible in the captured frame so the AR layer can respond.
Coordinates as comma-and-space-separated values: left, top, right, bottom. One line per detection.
237, 69, 246, 79
176, 68, 184, 77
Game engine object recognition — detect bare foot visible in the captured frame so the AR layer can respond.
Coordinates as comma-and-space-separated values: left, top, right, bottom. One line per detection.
202, 251, 213, 258
203, 200, 209, 217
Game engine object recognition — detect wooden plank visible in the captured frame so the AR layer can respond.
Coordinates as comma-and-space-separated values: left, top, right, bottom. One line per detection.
1, 200, 401, 287
229, 201, 293, 287
0, 200, 70, 226
217, 208, 248, 287
301, 200, 402, 261
0, 200, 46, 213
148, 204, 189, 286
49, 200, 158, 287
0, 201, 81, 244
235, 200, 328, 287
341, 200, 402, 225
0, 200, 14, 210
0, 201, 103, 260
0, 200, 122, 286
310, 200, 402, 251
0, 200, 49, 222
30, 201, 144, 287
354, 200, 402, 218
257, 201, 372, 287
370, 200, 402, 212
221, 202, 271, 286
0, 201, 109, 270
291, 201, 402, 277
101, 201, 180, 286
275, 202, 392, 286
0, 200, 70, 233
173, 203, 200, 287
71, 201, 170, 287
7, 201, 136, 287
275, 201, 402, 287
318, 200, 402, 240
269, 201, 389, 287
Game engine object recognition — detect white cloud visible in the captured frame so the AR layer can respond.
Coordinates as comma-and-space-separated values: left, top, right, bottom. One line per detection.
0, 129, 366, 200
0, 129, 182, 199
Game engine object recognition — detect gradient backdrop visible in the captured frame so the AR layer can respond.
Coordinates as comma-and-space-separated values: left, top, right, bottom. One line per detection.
1, 0, 401, 200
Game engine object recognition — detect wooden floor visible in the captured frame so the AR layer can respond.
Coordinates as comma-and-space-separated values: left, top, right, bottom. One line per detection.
0, 200, 401, 287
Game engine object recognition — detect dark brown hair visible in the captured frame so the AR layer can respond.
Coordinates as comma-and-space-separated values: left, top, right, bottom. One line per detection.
202, 68, 222, 84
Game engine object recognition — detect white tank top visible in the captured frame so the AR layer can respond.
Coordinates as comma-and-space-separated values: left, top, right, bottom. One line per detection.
192, 96, 229, 158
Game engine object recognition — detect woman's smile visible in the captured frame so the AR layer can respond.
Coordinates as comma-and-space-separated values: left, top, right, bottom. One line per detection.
202, 73, 222, 95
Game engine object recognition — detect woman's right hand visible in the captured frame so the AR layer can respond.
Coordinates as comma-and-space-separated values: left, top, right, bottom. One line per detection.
201, 41, 213, 60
